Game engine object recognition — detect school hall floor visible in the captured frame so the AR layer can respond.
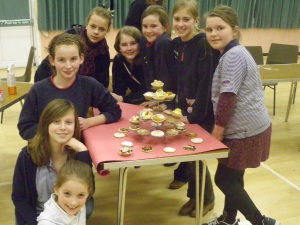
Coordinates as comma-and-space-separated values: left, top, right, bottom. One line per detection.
0, 67, 299, 225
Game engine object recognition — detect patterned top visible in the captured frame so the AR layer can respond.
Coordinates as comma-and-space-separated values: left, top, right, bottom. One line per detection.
212, 44, 270, 139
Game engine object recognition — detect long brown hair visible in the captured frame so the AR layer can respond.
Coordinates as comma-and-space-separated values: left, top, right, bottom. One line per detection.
28, 99, 81, 167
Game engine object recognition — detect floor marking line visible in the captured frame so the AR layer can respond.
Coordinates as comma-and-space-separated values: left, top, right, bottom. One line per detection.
261, 162, 300, 191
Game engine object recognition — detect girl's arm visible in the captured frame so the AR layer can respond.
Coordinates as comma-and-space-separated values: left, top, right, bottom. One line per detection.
12, 149, 38, 225
212, 92, 236, 140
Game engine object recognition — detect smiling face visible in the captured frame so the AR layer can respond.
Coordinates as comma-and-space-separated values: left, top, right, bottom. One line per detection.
173, 8, 199, 42
142, 14, 167, 43
205, 16, 238, 54
86, 14, 110, 43
54, 178, 89, 216
49, 44, 83, 83
119, 34, 139, 64
48, 110, 75, 147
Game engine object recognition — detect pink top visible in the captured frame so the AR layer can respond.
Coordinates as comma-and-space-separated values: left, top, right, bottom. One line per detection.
83, 103, 227, 174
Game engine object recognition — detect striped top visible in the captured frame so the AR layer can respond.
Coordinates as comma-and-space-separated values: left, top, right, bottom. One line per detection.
212, 45, 270, 139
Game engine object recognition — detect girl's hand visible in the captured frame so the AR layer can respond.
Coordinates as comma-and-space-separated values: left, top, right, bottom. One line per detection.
65, 137, 87, 152
180, 116, 189, 123
212, 124, 225, 141
140, 101, 157, 107
111, 93, 124, 102
78, 117, 91, 131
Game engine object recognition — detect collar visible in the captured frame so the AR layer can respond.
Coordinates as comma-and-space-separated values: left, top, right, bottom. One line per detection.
222, 39, 240, 56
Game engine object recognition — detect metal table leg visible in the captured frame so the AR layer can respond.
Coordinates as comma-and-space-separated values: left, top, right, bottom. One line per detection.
117, 167, 129, 225
195, 160, 206, 225
285, 82, 297, 122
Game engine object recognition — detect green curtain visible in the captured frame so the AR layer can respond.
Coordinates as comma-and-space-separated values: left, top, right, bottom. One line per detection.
38, 0, 99, 31
38, 0, 300, 31
113, 0, 133, 28
255, 0, 300, 28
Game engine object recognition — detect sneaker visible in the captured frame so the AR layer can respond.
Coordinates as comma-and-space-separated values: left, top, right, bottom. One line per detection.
203, 214, 239, 225
262, 217, 281, 225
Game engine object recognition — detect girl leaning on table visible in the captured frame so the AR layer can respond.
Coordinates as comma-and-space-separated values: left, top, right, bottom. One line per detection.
37, 160, 95, 225
18, 32, 121, 141
12, 99, 94, 225
169, 0, 219, 218
111, 26, 147, 105
203, 5, 280, 225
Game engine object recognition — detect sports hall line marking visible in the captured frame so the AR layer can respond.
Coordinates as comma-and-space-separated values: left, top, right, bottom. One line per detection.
0, 182, 12, 186
261, 162, 300, 191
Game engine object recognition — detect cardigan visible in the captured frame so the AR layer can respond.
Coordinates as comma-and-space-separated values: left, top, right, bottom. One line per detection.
18, 74, 121, 140
112, 54, 147, 104
170, 33, 219, 132
12, 147, 92, 225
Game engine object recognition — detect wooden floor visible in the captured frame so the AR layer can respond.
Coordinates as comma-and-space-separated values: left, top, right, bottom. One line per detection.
0, 68, 300, 225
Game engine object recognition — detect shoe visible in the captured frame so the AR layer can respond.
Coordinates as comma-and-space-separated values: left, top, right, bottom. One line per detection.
203, 214, 240, 225
169, 180, 186, 189
164, 163, 177, 167
189, 201, 215, 217
179, 199, 195, 215
262, 216, 281, 225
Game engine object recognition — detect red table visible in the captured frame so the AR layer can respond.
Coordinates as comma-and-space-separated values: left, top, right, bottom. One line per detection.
83, 102, 229, 225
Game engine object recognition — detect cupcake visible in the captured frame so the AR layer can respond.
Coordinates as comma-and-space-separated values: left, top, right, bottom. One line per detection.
151, 80, 164, 90
171, 108, 182, 118
143, 92, 154, 100
151, 114, 166, 123
165, 92, 176, 101
129, 115, 140, 125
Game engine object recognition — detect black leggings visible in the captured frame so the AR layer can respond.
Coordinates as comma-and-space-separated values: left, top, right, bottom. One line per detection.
215, 163, 260, 221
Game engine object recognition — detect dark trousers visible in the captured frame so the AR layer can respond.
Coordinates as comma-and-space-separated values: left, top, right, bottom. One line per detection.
215, 163, 260, 221
187, 161, 215, 205
174, 162, 189, 182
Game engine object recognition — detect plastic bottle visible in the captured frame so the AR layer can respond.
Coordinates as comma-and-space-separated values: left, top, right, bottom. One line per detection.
7, 63, 17, 95
0, 78, 4, 101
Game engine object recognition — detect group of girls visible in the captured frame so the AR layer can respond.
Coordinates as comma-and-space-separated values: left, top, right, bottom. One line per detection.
12, 0, 280, 225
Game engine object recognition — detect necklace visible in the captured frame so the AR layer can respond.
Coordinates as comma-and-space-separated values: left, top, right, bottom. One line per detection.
186, 98, 195, 113
123, 62, 141, 85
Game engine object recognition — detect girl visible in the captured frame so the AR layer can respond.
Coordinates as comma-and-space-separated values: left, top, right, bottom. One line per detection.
111, 26, 147, 105
139, 5, 175, 97
12, 99, 94, 225
18, 33, 121, 140
125, 0, 165, 31
34, 6, 111, 88
170, 0, 219, 218
79, 6, 111, 88
204, 5, 280, 225
37, 160, 95, 225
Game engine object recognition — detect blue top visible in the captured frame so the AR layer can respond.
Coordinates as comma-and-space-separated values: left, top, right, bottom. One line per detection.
18, 74, 122, 140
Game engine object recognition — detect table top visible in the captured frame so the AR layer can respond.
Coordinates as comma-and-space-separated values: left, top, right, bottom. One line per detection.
83, 103, 229, 172
0, 81, 33, 111
259, 63, 300, 82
